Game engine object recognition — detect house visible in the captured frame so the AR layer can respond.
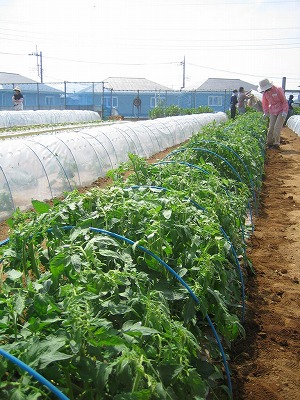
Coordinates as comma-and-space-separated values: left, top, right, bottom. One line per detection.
0, 73, 182, 117
80, 77, 179, 118
0, 73, 263, 117
0, 72, 62, 110
181, 78, 258, 113
47, 82, 94, 110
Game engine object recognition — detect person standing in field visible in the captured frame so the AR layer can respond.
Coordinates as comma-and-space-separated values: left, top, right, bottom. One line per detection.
237, 87, 251, 115
284, 94, 294, 126
258, 78, 288, 149
230, 89, 238, 119
12, 86, 24, 110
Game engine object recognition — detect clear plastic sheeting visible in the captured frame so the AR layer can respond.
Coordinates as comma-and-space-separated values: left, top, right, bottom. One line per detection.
0, 110, 100, 128
0, 112, 227, 221
247, 90, 263, 112
287, 115, 300, 135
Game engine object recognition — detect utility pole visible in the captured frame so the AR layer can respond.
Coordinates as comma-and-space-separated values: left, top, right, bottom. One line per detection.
180, 56, 186, 90
29, 46, 43, 83
282, 77, 286, 91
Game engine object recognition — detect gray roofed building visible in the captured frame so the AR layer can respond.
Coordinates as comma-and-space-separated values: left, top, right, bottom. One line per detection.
82, 77, 172, 93
0, 72, 37, 84
0, 72, 63, 110
48, 82, 91, 93
197, 78, 257, 92
0, 72, 61, 93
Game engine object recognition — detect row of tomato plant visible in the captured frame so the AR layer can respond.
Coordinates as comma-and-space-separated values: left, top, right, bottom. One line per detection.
0, 113, 267, 399
149, 105, 213, 119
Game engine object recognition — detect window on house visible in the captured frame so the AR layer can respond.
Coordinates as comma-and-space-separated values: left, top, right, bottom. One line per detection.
150, 96, 166, 108
45, 96, 54, 106
104, 96, 118, 108
208, 96, 222, 107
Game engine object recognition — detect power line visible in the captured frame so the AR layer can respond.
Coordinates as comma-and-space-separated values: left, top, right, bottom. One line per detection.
189, 62, 299, 81
152, 0, 300, 4
0, 50, 173, 64
0, 51, 298, 83
0, 23, 299, 35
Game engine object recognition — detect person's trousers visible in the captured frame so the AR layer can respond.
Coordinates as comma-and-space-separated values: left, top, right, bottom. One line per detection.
284, 110, 294, 126
230, 106, 236, 119
14, 103, 23, 111
267, 114, 284, 146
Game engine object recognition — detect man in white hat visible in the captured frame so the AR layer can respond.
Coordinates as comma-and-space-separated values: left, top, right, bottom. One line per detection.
258, 78, 288, 149
12, 86, 24, 110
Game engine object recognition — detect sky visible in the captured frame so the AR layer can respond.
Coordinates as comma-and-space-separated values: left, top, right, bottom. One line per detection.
0, 0, 299, 90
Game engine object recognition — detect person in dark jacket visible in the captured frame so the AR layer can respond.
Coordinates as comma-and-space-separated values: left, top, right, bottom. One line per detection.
230, 89, 238, 119
284, 95, 294, 126
12, 87, 24, 110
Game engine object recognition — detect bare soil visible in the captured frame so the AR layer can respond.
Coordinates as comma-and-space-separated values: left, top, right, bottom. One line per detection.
231, 127, 300, 400
0, 128, 299, 399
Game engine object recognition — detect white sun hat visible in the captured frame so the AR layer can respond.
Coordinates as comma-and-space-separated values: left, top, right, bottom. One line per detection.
257, 79, 273, 93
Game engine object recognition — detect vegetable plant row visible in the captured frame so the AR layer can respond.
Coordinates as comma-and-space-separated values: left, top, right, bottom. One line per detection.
0, 113, 267, 399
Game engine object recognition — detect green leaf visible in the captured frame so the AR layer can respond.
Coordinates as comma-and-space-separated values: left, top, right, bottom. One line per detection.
114, 390, 152, 400
70, 253, 82, 272
38, 349, 72, 369
183, 297, 196, 324
31, 199, 51, 214
15, 294, 25, 316
10, 388, 27, 400
25, 337, 72, 369
102, 301, 133, 316
49, 254, 66, 277
2, 248, 17, 259
101, 336, 127, 346
158, 363, 184, 386
122, 321, 159, 336
5, 269, 23, 281
162, 209, 172, 219
33, 294, 49, 315
26, 394, 42, 400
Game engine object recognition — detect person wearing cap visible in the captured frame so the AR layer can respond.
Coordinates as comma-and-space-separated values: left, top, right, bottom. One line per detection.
12, 86, 24, 110
257, 78, 288, 149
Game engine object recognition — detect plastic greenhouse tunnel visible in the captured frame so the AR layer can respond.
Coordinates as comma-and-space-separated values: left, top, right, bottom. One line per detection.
0, 112, 227, 222
0, 110, 101, 128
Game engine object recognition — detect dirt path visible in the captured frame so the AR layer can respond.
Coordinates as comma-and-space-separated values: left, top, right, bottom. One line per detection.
231, 127, 300, 400
0, 128, 299, 399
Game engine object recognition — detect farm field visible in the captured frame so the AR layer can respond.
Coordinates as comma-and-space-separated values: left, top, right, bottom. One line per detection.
231, 126, 300, 400
0, 122, 299, 399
